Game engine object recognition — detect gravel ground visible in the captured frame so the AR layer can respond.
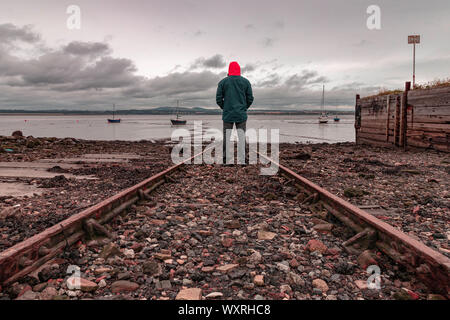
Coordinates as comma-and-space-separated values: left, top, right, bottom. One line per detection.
0, 136, 173, 251
1, 163, 439, 301
279, 142, 450, 258
0, 136, 447, 300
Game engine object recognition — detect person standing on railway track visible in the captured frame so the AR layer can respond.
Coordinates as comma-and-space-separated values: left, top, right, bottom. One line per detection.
216, 61, 254, 165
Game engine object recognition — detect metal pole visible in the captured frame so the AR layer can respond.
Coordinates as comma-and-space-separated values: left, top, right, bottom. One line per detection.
413, 43, 416, 88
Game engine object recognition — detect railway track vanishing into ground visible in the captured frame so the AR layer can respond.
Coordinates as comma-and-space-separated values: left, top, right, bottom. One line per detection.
0, 149, 448, 300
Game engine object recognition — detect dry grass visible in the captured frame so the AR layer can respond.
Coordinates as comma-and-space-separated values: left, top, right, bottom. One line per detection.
362, 78, 450, 99
414, 78, 450, 90
362, 88, 403, 100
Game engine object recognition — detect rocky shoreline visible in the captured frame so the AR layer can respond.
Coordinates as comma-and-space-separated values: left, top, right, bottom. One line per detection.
0, 135, 448, 300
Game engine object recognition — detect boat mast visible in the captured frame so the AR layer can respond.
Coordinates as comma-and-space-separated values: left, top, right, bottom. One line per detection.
177, 100, 180, 119
113, 104, 116, 120
321, 85, 325, 115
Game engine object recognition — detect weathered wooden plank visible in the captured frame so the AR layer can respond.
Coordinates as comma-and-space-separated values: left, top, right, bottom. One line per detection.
361, 119, 393, 126
358, 132, 392, 142
394, 95, 401, 146
409, 105, 450, 116
399, 83, 410, 147
408, 86, 450, 97
360, 126, 394, 135
408, 95, 450, 107
407, 130, 447, 138
386, 95, 391, 142
409, 114, 450, 124
407, 138, 450, 152
407, 122, 450, 133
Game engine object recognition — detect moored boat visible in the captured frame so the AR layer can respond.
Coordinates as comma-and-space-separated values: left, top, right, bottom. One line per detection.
318, 85, 329, 124
171, 100, 187, 125
107, 104, 121, 123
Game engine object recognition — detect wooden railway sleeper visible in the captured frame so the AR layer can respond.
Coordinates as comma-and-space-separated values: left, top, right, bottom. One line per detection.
83, 218, 113, 239
342, 227, 377, 255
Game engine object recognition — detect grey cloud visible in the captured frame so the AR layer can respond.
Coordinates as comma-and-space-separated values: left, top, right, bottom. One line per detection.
0, 23, 356, 111
123, 71, 223, 99
242, 63, 257, 73
257, 73, 281, 87
191, 54, 227, 69
64, 42, 111, 56
0, 23, 40, 45
285, 70, 328, 88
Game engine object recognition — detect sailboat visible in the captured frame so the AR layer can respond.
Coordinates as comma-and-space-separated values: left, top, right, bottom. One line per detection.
334, 106, 341, 122
171, 100, 187, 125
319, 85, 329, 124
108, 104, 121, 123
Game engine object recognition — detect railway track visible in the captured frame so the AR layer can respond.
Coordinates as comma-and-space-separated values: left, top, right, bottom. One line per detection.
0, 150, 448, 299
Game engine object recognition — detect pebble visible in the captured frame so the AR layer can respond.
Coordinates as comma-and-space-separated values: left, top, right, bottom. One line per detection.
111, 281, 140, 293
176, 288, 202, 300
312, 279, 329, 293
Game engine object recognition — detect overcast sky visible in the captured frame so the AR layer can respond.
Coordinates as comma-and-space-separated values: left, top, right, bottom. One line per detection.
0, 0, 449, 111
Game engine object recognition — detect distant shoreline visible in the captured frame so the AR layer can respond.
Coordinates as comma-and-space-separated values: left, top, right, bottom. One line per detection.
0, 110, 355, 116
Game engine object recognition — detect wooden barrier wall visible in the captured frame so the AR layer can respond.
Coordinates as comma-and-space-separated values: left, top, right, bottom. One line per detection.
355, 82, 450, 152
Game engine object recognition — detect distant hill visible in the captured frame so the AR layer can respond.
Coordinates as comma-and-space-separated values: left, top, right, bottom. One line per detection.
0, 107, 354, 115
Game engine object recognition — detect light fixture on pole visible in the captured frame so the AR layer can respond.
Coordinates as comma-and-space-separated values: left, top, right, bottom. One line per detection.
408, 35, 420, 89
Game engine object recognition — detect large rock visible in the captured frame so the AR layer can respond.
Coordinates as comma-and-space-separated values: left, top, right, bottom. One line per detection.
287, 272, 305, 286
248, 250, 262, 264
354, 280, 368, 290
306, 239, 328, 254
154, 250, 172, 261
257, 230, 277, 240
39, 287, 58, 300
15, 290, 38, 300
224, 220, 241, 229
312, 279, 329, 293
143, 260, 162, 276
66, 277, 98, 292
176, 288, 202, 300
216, 264, 239, 273
313, 223, 334, 232
254, 275, 264, 286
99, 243, 122, 259
111, 280, 140, 293
357, 250, 377, 269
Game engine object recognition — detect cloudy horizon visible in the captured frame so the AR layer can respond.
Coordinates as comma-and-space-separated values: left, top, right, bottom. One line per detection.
0, 0, 449, 111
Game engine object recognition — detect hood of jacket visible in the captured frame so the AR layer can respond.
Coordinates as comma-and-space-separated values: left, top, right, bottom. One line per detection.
228, 61, 241, 76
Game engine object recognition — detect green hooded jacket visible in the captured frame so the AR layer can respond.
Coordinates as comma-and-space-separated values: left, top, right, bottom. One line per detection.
216, 62, 254, 123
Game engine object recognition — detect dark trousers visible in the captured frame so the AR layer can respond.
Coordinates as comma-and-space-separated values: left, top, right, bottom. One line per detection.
223, 121, 247, 164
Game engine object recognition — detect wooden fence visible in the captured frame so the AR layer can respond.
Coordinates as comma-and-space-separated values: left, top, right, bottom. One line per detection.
355, 82, 450, 152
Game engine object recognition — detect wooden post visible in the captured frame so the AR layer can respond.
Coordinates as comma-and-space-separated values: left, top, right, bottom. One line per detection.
385, 95, 390, 142
355, 94, 361, 144
394, 96, 400, 146
400, 82, 411, 148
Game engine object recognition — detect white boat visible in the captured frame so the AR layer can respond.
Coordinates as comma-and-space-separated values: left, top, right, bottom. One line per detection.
319, 85, 329, 124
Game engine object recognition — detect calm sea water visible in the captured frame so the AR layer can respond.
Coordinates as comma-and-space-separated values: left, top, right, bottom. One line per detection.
0, 114, 355, 144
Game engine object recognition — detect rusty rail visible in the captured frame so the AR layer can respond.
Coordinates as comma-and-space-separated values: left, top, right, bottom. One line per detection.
0, 150, 205, 286
258, 152, 450, 296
